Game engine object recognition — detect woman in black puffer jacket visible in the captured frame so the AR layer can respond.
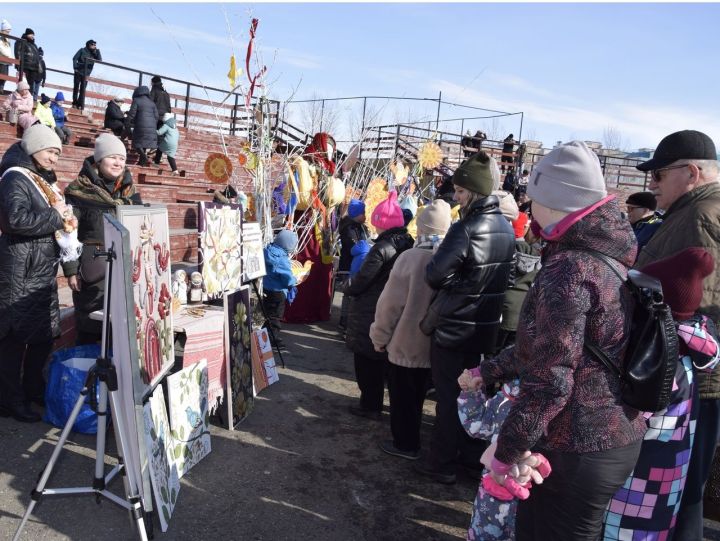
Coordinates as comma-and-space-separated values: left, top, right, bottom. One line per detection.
0, 125, 76, 423
62, 133, 142, 345
345, 191, 413, 420
415, 152, 516, 484
126, 85, 158, 166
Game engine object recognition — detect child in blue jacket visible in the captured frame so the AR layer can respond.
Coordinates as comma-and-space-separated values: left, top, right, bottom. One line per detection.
349, 239, 371, 277
50, 92, 72, 144
262, 229, 298, 348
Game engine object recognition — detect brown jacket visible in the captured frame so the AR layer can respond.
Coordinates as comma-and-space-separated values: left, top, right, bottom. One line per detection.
369, 246, 435, 368
635, 182, 720, 398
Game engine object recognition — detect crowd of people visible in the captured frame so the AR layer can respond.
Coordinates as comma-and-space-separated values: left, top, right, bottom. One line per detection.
337, 130, 720, 540
1, 17, 719, 540
0, 19, 180, 171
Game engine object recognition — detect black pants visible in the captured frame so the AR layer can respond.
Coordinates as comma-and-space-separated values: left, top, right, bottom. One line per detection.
262, 290, 286, 345
516, 441, 642, 541
428, 339, 488, 474
387, 363, 430, 452
154, 150, 177, 172
674, 398, 720, 539
22, 69, 41, 100
135, 147, 150, 166
494, 329, 516, 354
0, 333, 53, 406
354, 353, 386, 412
0, 63, 8, 93
73, 72, 88, 109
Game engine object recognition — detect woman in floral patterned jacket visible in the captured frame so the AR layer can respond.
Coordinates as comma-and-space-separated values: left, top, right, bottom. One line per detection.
475, 142, 647, 540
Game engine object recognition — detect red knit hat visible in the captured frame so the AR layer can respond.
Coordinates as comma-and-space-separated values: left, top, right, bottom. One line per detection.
512, 212, 529, 239
639, 247, 715, 320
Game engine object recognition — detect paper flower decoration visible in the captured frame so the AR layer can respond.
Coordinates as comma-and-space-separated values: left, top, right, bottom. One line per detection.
418, 141, 443, 170
239, 148, 259, 171
390, 160, 409, 186
204, 153, 232, 183
291, 259, 313, 285
326, 177, 346, 208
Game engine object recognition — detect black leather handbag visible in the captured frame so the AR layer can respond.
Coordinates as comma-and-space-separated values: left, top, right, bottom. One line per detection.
582, 249, 679, 412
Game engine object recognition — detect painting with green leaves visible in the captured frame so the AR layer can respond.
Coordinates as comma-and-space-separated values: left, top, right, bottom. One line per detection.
223, 286, 254, 429
166, 360, 212, 477
143, 385, 180, 532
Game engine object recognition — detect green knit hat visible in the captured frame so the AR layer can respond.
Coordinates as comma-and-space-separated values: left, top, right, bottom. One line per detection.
451, 151, 495, 196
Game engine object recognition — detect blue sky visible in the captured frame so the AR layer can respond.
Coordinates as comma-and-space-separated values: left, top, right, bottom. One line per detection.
3, 3, 720, 150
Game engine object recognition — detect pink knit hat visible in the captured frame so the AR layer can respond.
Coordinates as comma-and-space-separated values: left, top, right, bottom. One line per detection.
371, 190, 404, 230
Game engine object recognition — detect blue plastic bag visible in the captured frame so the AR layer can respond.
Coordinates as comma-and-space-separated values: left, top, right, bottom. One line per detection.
44, 345, 103, 434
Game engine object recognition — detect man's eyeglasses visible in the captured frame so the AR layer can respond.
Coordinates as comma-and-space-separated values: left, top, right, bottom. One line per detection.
650, 163, 700, 182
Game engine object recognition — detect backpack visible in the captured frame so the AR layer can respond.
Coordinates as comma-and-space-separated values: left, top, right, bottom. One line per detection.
582, 249, 679, 412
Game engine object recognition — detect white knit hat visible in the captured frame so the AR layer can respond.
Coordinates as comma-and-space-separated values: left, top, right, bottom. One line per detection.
493, 189, 519, 221
0, 20, 11, 32
94, 133, 127, 162
527, 140, 607, 212
21, 124, 62, 156
162, 112, 174, 122
417, 199, 452, 236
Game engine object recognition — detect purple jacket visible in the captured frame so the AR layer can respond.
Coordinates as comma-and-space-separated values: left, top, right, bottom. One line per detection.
481, 196, 647, 464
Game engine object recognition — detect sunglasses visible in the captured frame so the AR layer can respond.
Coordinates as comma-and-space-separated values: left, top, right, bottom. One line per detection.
650, 163, 702, 182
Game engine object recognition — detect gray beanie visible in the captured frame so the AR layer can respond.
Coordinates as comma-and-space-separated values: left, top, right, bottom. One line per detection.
417, 199, 451, 236
94, 133, 127, 162
527, 140, 606, 212
21, 124, 62, 156
274, 230, 298, 253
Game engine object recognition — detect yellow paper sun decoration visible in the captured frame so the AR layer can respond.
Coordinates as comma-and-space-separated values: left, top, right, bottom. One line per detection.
418, 141, 443, 170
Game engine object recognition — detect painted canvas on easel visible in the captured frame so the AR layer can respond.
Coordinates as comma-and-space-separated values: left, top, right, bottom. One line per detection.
103, 215, 153, 517
116, 206, 174, 396
143, 384, 180, 533
251, 328, 279, 396
223, 286, 254, 429
197, 202, 243, 300
166, 360, 212, 477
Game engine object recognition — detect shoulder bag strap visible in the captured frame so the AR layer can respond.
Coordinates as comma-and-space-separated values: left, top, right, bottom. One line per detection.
574, 248, 626, 380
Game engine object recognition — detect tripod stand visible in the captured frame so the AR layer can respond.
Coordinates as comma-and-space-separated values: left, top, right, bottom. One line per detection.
14, 245, 149, 541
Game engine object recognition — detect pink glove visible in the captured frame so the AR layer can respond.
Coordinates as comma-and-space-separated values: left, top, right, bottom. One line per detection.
490, 458, 532, 500
482, 473, 531, 500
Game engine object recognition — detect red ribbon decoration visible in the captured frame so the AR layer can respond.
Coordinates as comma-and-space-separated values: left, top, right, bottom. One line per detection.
245, 18, 267, 107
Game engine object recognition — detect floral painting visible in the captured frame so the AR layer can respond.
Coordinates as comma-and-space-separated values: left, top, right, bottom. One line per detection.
198, 202, 243, 299
166, 360, 212, 477
223, 286, 254, 429
117, 206, 174, 393
143, 385, 180, 533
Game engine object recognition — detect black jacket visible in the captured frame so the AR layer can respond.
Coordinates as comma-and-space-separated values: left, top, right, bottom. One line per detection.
425, 196, 515, 352
104, 100, 125, 132
0, 143, 65, 344
127, 86, 159, 149
338, 216, 368, 272
14, 37, 41, 72
345, 227, 414, 359
73, 46, 102, 76
150, 83, 171, 118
